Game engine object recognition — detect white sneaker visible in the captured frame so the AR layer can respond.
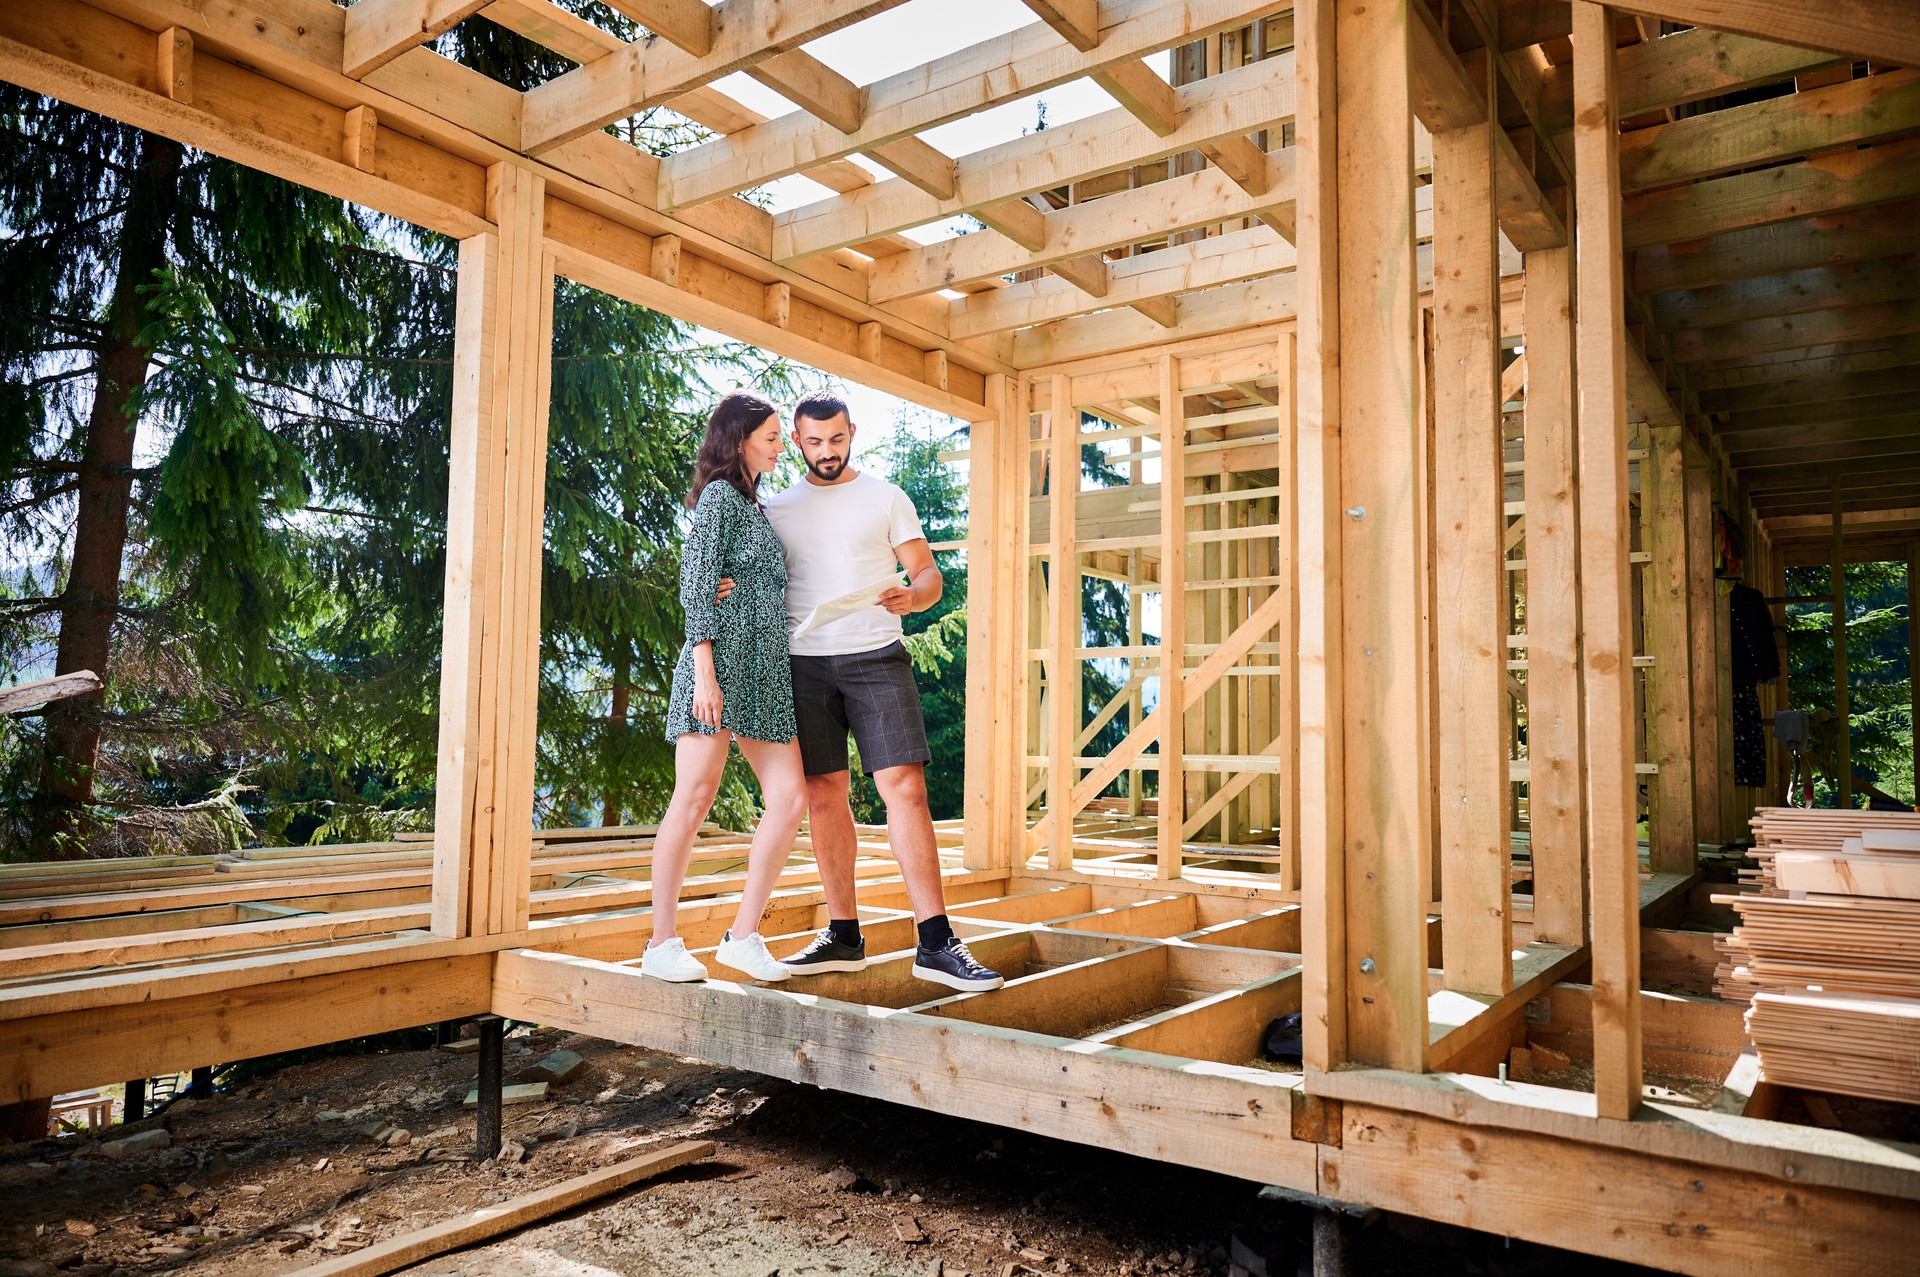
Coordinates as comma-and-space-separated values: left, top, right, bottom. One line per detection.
715, 930, 791, 983
640, 936, 707, 983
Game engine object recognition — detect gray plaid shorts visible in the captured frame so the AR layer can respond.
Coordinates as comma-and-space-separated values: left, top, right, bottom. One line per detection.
790, 640, 931, 777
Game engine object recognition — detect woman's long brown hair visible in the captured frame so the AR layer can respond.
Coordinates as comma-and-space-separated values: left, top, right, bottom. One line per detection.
685, 390, 779, 508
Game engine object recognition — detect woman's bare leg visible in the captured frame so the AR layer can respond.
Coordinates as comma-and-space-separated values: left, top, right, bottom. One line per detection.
649, 730, 733, 945
729, 736, 809, 936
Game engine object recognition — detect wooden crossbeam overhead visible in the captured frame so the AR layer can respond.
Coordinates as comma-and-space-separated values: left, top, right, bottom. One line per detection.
1609, 0, 1920, 70
1671, 299, 1920, 363
1534, 25, 1844, 133
1634, 199, 1920, 296
1700, 366, 1920, 415
343, 0, 491, 80
657, 0, 1293, 210
1714, 389, 1920, 433
520, 0, 910, 153
1617, 69, 1920, 195
772, 53, 1299, 261
1624, 133, 1920, 251
602, 0, 715, 54
1651, 258, 1920, 333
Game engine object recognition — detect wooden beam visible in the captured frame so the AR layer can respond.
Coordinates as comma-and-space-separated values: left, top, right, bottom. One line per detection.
1018, 0, 1101, 52
343, 0, 490, 80
1324, 0, 1430, 1071
1684, 439, 1724, 845
1571, 0, 1642, 1121
1407, 0, 1486, 132
1522, 244, 1587, 946
1431, 49, 1510, 997
1608, 0, 1920, 70
292, 1143, 713, 1277
0, 671, 102, 716
156, 24, 190, 103
1046, 252, 1113, 298
433, 166, 553, 939
1091, 57, 1183, 135
1624, 133, 1920, 251
520, 0, 910, 153
1643, 424, 1696, 873
343, 104, 379, 172
747, 48, 867, 134
1693, 335, 1920, 392
1673, 299, 1920, 364
1047, 374, 1079, 870
771, 53, 1298, 260
1537, 26, 1845, 134
1618, 69, 1920, 194
1717, 389, 1920, 433
1652, 257, 1920, 334
601, 0, 713, 55
962, 375, 1027, 853
1700, 365, 1920, 416
656, 0, 1293, 209
1157, 353, 1188, 880
1635, 199, 1920, 295
1832, 481, 1852, 809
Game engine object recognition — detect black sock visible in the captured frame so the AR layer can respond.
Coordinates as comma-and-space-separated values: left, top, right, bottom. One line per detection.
827, 918, 862, 947
916, 914, 955, 950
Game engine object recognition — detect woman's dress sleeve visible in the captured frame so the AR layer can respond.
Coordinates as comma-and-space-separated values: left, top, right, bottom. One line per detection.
679, 484, 732, 646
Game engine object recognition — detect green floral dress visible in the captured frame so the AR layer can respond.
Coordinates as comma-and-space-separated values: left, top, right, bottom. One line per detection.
664, 479, 797, 744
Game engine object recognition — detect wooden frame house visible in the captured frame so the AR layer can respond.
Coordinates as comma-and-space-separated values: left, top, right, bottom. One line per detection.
4, 0, 1919, 1270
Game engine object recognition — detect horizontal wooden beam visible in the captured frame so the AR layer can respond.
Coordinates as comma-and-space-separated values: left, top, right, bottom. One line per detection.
343, 0, 490, 80
1634, 198, 1920, 295
656, 0, 1294, 209
772, 53, 1299, 260
520, 0, 909, 153
1536, 26, 1844, 134
1717, 389, 1920, 433
1652, 256, 1920, 332
1700, 365, 1920, 416
1619, 69, 1920, 195
1722, 417, 1920, 464
1624, 133, 1920, 250
1671, 298, 1920, 362
602, 0, 714, 54
1608, 0, 1920, 70
1692, 335, 1920, 390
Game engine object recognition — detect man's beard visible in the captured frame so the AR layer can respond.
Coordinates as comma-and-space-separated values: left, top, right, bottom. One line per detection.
806, 453, 846, 480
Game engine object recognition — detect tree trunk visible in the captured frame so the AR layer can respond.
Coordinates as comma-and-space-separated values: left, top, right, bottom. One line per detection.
602, 654, 630, 827
34, 131, 181, 857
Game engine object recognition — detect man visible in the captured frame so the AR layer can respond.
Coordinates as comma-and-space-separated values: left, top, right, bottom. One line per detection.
760, 391, 1003, 991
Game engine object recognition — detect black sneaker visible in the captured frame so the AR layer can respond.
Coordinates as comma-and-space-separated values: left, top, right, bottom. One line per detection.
779, 929, 868, 975
912, 937, 1004, 991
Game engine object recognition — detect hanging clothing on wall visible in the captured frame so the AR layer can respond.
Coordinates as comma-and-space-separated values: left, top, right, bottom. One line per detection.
1728, 583, 1781, 788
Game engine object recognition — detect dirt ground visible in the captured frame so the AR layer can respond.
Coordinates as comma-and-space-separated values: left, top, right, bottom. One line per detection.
0, 1027, 1658, 1277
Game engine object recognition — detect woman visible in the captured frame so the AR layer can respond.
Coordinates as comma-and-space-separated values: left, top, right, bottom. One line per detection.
642, 391, 806, 984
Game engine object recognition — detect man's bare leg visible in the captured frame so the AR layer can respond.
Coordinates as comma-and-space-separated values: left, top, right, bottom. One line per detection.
872, 762, 947, 922
804, 770, 862, 921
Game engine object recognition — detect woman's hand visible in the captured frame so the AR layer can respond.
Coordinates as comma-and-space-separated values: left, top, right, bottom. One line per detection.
693, 668, 724, 728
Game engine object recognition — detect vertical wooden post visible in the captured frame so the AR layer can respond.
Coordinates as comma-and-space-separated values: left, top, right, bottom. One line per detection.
1910, 542, 1919, 804
433, 164, 553, 939
1432, 54, 1511, 995
963, 373, 1026, 871
1296, 0, 1429, 1072
1127, 550, 1145, 819
1522, 247, 1587, 945
1048, 374, 1079, 868
1571, 1, 1643, 1119
1831, 483, 1851, 809
1156, 354, 1188, 880
1276, 330, 1301, 890
1683, 438, 1722, 843
1643, 425, 1696, 872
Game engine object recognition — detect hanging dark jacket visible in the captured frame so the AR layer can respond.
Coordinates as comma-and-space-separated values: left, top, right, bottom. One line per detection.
1729, 583, 1780, 686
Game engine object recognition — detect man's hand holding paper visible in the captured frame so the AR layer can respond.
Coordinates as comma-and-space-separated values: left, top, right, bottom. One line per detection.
791, 571, 908, 640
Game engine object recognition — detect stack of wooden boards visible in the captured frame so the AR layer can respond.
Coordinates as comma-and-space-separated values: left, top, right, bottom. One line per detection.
1717, 808, 1920, 1105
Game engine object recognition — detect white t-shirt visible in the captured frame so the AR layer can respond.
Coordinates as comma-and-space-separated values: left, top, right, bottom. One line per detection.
763, 471, 925, 657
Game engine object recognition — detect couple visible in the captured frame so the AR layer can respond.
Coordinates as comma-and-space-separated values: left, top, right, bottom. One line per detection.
640, 389, 1003, 994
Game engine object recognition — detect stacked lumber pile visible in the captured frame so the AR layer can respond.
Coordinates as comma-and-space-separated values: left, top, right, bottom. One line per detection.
1718, 808, 1920, 1105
